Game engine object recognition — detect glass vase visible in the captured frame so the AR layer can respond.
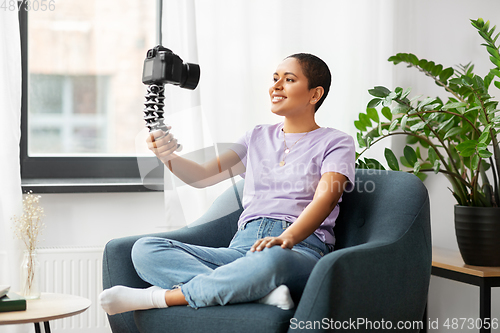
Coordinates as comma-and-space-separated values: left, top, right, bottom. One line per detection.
20, 250, 41, 299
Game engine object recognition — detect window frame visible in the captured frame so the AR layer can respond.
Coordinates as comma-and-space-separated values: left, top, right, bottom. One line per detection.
19, 9, 163, 193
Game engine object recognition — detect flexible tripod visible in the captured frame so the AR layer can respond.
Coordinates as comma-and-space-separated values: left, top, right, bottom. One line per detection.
143, 84, 182, 151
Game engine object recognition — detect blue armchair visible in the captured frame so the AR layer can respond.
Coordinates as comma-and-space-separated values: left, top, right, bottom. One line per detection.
102, 169, 431, 332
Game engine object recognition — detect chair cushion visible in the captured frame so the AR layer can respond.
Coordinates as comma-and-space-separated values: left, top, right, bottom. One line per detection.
134, 303, 295, 333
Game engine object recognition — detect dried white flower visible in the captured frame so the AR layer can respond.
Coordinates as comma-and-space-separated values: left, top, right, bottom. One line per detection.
12, 191, 45, 252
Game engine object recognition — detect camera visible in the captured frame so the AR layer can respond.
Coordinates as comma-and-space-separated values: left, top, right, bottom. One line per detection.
142, 45, 200, 90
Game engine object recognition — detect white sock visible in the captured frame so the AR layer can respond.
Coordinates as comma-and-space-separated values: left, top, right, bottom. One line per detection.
257, 285, 294, 310
99, 285, 168, 315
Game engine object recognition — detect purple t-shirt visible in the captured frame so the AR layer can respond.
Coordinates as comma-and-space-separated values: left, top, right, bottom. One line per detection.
229, 122, 355, 245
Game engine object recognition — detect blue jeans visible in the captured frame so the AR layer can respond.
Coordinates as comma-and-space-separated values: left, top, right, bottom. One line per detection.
131, 218, 329, 308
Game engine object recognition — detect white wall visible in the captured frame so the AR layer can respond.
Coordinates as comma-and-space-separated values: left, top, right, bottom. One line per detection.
38, 192, 169, 249
393, 0, 500, 331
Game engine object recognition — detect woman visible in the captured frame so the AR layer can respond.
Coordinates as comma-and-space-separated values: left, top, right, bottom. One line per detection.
99, 53, 355, 314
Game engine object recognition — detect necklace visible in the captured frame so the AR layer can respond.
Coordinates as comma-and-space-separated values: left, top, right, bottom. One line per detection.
280, 128, 309, 167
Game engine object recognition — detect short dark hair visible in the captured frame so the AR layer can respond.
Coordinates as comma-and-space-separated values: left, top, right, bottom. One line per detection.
287, 53, 331, 112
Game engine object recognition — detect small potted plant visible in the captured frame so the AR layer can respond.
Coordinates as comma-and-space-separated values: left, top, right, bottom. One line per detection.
12, 192, 45, 299
354, 18, 500, 266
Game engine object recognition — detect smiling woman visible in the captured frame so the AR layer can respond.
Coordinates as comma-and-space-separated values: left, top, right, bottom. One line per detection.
270, 54, 331, 132
99, 53, 356, 315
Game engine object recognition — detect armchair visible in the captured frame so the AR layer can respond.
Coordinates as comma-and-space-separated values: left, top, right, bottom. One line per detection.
102, 169, 431, 332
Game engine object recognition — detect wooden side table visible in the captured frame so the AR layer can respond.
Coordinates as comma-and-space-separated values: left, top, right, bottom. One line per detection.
431, 247, 500, 333
0, 293, 91, 333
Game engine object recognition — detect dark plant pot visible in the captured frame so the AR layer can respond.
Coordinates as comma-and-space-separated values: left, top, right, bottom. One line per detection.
454, 205, 500, 267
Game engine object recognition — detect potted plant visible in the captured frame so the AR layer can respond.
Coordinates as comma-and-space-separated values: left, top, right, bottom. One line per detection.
354, 18, 500, 266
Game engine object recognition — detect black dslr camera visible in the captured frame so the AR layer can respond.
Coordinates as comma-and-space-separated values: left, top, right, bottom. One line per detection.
141, 46, 200, 151
142, 45, 200, 89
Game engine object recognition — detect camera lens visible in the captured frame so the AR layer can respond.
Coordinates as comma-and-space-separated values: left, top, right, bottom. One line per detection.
180, 63, 201, 90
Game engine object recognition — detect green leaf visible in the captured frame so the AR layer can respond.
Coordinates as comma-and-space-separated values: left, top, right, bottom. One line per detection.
410, 121, 427, 131
366, 137, 372, 149
365, 158, 386, 170
392, 104, 411, 114
490, 68, 500, 78
456, 139, 478, 151
354, 120, 366, 132
359, 113, 372, 127
419, 138, 430, 148
471, 154, 480, 171
419, 162, 433, 170
413, 161, 421, 174
382, 96, 393, 107
388, 55, 402, 64
459, 147, 477, 157
388, 119, 398, 132
357, 132, 366, 148
381, 107, 392, 121
439, 67, 454, 82
462, 76, 473, 86
395, 87, 403, 97
444, 127, 463, 139
487, 46, 500, 59
406, 136, 419, 144
367, 98, 382, 108
478, 131, 490, 143
442, 102, 467, 110
428, 147, 437, 165
433, 159, 441, 174
408, 53, 419, 65
366, 108, 379, 123
478, 149, 493, 158
384, 148, 400, 171
401, 87, 412, 100
418, 97, 436, 109
410, 94, 423, 102
490, 55, 500, 68
431, 64, 443, 77
437, 116, 455, 132
424, 61, 435, 73
415, 172, 428, 182
494, 31, 500, 44
368, 86, 391, 98
400, 155, 412, 168
401, 114, 408, 131
472, 18, 484, 29
416, 146, 422, 160
403, 145, 418, 166
466, 105, 482, 113
495, 81, 500, 90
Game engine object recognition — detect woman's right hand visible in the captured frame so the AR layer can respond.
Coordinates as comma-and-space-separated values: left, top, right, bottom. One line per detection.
146, 127, 178, 162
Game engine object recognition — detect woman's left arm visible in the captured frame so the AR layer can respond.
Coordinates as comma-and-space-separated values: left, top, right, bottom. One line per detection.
250, 172, 348, 252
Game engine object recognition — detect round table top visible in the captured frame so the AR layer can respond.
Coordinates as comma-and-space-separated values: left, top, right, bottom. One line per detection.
0, 293, 91, 325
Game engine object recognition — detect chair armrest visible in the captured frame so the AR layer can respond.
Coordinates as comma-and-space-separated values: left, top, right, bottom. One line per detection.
291, 219, 431, 332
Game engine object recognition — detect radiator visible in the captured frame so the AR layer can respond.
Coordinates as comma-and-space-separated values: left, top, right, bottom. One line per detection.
37, 247, 110, 333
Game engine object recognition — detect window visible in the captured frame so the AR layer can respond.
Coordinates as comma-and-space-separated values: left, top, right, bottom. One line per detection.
29, 74, 110, 154
19, 1, 163, 192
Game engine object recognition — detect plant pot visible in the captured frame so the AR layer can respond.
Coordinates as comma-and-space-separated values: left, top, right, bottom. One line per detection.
454, 205, 500, 267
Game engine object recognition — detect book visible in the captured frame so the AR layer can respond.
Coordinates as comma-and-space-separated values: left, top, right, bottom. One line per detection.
0, 285, 10, 298
0, 293, 27, 312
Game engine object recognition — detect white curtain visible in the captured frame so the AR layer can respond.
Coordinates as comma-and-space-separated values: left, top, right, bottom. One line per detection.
0, 8, 24, 333
160, 0, 395, 226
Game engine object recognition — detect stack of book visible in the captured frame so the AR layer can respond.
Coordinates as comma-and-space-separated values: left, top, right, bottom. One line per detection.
0, 286, 26, 312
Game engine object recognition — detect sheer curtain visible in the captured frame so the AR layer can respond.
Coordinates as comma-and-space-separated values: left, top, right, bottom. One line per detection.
0, 9, 24, 333
160, 0, 395, 226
